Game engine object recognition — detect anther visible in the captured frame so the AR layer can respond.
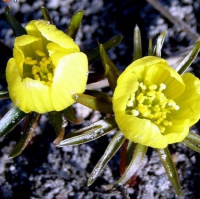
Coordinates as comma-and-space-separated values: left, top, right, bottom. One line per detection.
32, 66, 38, 75
34, 74, 40, 80
158, 125, 165, 133
132, 109, 139, 116
45, 59, 51, 64
26, 60, 37, 65
127, 100, 133, 107
147, 90, 156, 96
25, 57, 32, 61
159, 83, 166, 91
42, 57, 47, 62
36, 50, 46, 57
152, 105, 160, 112
149, 84, 157, 90
139, 82, 146, 90
47, 73, 53, 81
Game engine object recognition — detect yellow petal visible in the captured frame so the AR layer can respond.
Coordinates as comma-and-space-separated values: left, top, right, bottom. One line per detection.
123, 56, 185, 99
14, 34, 41, 48
122, 56, 167, 82
144, 63, 185, 99
113, 72, 139, 114
51, 52, 88, 111
115, 114, 168, 148
24, 21, 43, 38
26, 20, 80, 52
47, 42, 76, 58
163, 119, 190, 144
173, 73, 200, 126
6, 58, 53, 113
14, 35, 41, 77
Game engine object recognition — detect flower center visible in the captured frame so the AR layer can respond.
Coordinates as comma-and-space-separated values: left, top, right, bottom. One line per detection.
23, 50, 55, 86
126, 82, 180, 133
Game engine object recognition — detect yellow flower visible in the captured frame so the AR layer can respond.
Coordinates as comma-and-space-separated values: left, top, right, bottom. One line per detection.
113, 56, 200, 148
6, 20, 88, 114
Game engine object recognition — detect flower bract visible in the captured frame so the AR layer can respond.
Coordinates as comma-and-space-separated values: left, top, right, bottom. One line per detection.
113, 56, 200, 148
6, 20, 88, 113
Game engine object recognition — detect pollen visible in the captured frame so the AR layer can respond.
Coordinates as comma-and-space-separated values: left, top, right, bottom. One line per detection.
23, 49, 55, 86
126, 82, 180, 133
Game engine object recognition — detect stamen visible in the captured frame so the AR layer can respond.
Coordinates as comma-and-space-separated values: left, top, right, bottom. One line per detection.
127, 100, 133, 107
25, 57, 32, 61
137, 93, 145, 103
34, 74, 40, 80
132, 109, 139, 116
130, 93, 135, 101
139, 82, 146, 90
163, 120, 170, 126
147, 90, 156, 96
126, 81, 179, 134
174, 105, 180, 110
149, 84, 157, 90
42, 57, 47, 62
47, 73, 53, 81
25, 60, 37, 65
159, 83, 166, 91
24, 50, 55, 86
158, 125, 165, 133
36, 50, 46, 57
152, 105, 160, 112
32, 65, 38, 75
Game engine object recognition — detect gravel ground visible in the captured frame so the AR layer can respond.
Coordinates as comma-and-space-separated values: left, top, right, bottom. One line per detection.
1, 0, 200, 198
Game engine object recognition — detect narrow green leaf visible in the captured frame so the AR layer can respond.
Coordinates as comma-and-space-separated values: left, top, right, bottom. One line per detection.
157, 148, 182, 197
120, 140, 137, 177
48, 111, 64, 134
62, 106, 83, 125
58, 118, 117, 146
125, 141, 136, 166
182, 139, 200, 153
153, 32, 166, 57
48, 111, 67, 145
184, 131, 200, 146
0, 90, 9, 99
9, 113, 40, 158
148, 38, 153, 56
66, 10, 85, 39
85, 90, 112, 102
87, 35, 123, 65
88, 131, 126, 186
5, 6, 27, 36
133, 25, 142, 61
41, 6, 54, 24
175, 41, 200, 75
100, 44, 121, 91
116, 144, 147, 185
0, 106, 27, 138
72, 93, 113, 113
100, 45, 120, 78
